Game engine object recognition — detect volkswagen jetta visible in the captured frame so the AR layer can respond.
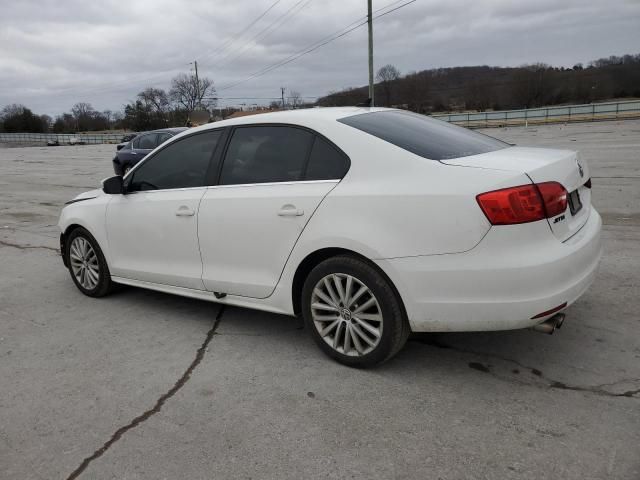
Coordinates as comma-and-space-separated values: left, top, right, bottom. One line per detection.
59, 108, 602, 367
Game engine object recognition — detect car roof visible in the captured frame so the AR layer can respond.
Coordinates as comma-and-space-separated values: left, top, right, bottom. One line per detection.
185, 107, 393, 133
139, 127, 188, 135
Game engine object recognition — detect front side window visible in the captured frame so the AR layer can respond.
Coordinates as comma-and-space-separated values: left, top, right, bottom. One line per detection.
220, 126, 313, 185
338, 111, 509, 160
129, 131, 222, 191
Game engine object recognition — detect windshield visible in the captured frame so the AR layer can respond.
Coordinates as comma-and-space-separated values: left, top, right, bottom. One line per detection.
338, 110, 509, 160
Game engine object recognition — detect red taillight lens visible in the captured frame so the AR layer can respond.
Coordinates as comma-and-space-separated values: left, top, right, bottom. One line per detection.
536, 182, 567, 217
476, 182, 568, 225
476, 185, 545, 225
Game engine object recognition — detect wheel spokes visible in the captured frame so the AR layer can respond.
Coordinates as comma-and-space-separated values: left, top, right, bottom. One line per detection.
69, 236, 100, 291
311, 273, 383, 357
311, 302, 339, 313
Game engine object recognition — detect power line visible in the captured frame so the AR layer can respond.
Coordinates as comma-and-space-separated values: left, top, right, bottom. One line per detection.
203, 0, 283, 62
217, 0, 417, 92
220, 0, 406, 73
202, 0, 313, 69
24, 0, 284, 99
5, 0, 416, 105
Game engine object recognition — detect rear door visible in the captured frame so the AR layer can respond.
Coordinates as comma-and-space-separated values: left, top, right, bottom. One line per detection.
198, 126, 349, 298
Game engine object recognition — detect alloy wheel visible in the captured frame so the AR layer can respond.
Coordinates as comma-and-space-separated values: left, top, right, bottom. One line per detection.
69, 236, 100, 290
310, 273, 383, 357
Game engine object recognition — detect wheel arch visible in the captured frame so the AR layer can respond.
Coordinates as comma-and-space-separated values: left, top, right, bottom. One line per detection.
291, 247, 408, 321
60, 223, 85, 267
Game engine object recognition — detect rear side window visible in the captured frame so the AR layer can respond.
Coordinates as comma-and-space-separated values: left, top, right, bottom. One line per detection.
156, 132, 172, 145
134, 133, 157, 150
338, 111, 508, 160
220, 126, 313, 185
129, 131, 222, 191
305, 137, 350, 180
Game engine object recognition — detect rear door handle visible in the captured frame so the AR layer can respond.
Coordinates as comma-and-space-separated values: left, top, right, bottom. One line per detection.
176, 206, 195, 217
277, 204, 304, 217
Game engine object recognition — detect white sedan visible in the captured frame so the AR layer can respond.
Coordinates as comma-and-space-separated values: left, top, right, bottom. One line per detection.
59, 108, 602, 367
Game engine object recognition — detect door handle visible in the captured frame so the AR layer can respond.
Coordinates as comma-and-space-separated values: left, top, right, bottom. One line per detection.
277, 204, 304, 217
175, 206, 195, 217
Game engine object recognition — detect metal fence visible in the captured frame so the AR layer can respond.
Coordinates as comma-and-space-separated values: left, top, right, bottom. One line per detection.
432, 100, 640, 128
0, 132, 123, 145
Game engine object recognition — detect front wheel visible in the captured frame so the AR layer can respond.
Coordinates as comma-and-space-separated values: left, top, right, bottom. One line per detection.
65, 227, 114, 297
301, 255, 409, 367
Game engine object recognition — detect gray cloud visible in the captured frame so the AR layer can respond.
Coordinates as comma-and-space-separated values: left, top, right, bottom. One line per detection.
0, 0, 638, 115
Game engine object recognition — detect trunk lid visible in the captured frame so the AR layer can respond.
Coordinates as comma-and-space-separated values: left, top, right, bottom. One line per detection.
442, 146, 591, 241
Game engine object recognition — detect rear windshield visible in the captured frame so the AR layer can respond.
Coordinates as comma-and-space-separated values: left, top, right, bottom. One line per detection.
338, 110, 509, 160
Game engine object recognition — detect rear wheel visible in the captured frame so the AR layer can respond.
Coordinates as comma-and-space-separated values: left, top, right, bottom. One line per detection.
65, 227, 114, 297
301, 255, 409, 367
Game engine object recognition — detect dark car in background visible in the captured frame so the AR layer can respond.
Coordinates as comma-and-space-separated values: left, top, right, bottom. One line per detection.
116, 133, 138, 151
112, 128, 187, 175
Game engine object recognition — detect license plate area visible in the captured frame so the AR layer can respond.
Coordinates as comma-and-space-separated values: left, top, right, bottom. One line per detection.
568, 189, 582, 216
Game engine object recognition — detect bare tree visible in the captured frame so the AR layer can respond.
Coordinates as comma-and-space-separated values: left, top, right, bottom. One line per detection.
40, 114, 52, 131
376, 64, 401, 106
287, 90, 302, 109
1, 104, 27, 119
102, 110, 113, 129
71, 102, 93, 118
512, 63, 551, 109
138, 87, 171, 125
169, 73, 215, 113
71, 102, 95, 131
138, 88, 170, 114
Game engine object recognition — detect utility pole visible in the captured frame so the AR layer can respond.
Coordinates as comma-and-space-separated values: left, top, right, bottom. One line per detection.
367, 0, 374, 107
281, 87, 286, 110
194, 60, 200, 107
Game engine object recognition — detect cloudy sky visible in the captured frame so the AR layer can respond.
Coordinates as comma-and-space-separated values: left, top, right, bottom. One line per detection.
1, 0, 639, 116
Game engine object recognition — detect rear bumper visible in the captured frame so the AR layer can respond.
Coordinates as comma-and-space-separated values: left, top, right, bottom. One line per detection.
376, 206, 602, 332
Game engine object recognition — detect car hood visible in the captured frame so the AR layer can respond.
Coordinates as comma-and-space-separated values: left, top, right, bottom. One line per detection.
66, 188, 104, 204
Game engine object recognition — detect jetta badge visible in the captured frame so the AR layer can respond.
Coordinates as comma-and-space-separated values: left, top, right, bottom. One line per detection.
577, 159, 584, 178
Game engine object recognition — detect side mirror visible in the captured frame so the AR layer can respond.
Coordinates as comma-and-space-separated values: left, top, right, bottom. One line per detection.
102, 175, 124, 194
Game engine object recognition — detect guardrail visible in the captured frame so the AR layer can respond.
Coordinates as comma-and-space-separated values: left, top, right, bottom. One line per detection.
0, 132, 123, 145
1, 100, 639, 144
432, 100, 640, 128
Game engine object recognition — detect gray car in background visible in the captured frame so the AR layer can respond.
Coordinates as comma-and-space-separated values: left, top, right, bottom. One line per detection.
112, 127, 188, 175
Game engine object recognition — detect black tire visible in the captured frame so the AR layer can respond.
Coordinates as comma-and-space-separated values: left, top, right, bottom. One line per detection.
301, 255, 410, 367
65, 227, 115, 297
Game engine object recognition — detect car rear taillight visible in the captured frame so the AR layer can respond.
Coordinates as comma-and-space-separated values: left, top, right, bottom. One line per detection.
536, 182, 568, 217
476, 182, 568, 225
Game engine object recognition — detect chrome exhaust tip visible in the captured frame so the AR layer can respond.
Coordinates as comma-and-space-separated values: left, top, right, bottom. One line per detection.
531, 313, 565, 335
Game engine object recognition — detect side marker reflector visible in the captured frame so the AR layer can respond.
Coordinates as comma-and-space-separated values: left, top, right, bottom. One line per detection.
531, 302, 567, 319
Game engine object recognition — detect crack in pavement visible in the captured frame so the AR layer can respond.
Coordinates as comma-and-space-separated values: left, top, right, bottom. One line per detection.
411, 337, 640, 399
65, 305, 226, 480
0, 239, 58, 252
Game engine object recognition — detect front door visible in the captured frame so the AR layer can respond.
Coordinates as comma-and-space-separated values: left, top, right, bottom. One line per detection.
106, 129, 224, 289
